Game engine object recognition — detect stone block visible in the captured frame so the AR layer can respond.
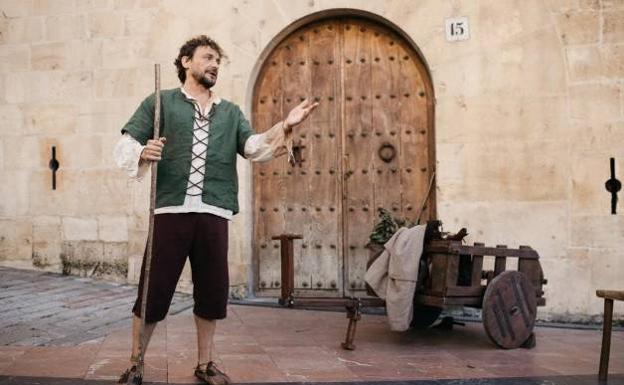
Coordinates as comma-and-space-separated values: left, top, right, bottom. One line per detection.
21, 104, 77, 134
544, 0, 581, 12
0, 76, 5, 104
3, 73, 26, 104
124, 10, 158, 36
229, 263, 248, 288
569, 83, 621, 123
45, 14, 87, 41
75, 0, 110, 11
570, 214, 624, 248
2, 135, 41, 170
127, 212, 148, 232
88, 11, 124, 38
603, 10, 624, 43
31, 42, 66, 70
569, 121, 624, 153
103, 241, 128, 261
1, 16, 45, 44
60, 240, 104, 276
63, 40, 103, 70
0, 105, 24, 136
601, 44, 624, 79
32, 215, 62, 268
94, 67, 153, 99
0, 44, 30, 72
29, 169, 82, 216
602, 0, 624, 9
139, 0, 158, 7
114, 0, 141, 9
78, 170, 133, 215
0, 219, 33, 261
142, 10, 193, 61
78, 98, 132, 118
59, 134, 104, 170
554, 10, 600, 45
100, 242, 129, 279
580, 0, 601, 9
77, 111, 126, 135
0, 171, 30, 216
98, 216, 129, 242
0, 0, 34, 17
545, 0, 600, 11
62, 217, 98, 241
33, 0, 77, 15
127, 229, 146, 257
565, 45, 602, 82
101, 38, 150, 69
19, 71, 92, 103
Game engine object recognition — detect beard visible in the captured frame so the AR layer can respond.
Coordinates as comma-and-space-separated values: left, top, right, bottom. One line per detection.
191, 69, 217, 89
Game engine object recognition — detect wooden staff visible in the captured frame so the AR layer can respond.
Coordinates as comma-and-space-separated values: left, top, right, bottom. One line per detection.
137, 63, 161, 379
415, 171, 435, 225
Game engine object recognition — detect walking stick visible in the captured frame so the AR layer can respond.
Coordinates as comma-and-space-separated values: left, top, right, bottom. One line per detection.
136, 63, 161, 383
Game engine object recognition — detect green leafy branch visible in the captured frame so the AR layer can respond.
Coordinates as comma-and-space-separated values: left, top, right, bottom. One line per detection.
369, 208, 415, 245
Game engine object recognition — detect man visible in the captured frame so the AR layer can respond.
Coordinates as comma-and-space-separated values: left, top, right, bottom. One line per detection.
113, 35, 317, 384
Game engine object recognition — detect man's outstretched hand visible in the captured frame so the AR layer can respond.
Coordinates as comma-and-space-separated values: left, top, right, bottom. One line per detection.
284, 98, 319, 132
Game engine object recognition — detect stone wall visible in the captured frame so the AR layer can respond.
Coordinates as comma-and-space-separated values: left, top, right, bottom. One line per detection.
0, 0, 622, 320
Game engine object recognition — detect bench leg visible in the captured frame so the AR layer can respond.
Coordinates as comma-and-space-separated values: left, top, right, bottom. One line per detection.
599, 298, 614, 382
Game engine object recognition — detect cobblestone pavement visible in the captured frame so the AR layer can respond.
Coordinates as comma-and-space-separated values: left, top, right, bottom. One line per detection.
0, 267, 193, 346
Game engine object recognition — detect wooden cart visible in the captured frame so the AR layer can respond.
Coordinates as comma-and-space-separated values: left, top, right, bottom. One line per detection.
274, 233, 547, 350
359, 239, 548, 349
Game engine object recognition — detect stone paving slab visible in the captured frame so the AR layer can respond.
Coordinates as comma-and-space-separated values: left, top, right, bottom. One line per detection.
0, 267, 194, 346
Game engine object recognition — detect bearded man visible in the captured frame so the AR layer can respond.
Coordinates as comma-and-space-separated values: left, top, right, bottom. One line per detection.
113, 35, 317, 384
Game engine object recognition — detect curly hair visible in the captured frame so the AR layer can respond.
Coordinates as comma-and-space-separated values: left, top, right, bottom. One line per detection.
174, 35, 227, 83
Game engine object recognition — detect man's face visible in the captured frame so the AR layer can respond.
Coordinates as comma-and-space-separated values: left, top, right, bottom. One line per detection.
184, 45, 221, 89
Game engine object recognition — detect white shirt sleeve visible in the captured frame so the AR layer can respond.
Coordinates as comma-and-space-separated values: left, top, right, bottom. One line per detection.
243, 121, 293, 163
113, 133, 150, 180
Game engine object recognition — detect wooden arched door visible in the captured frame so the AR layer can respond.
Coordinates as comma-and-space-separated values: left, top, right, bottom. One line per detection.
252, 17, 435, 298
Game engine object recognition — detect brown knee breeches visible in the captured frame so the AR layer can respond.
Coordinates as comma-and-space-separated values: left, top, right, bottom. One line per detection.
133, 213, 229, 323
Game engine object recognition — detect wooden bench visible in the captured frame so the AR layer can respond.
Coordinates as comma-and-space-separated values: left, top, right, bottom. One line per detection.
597, 289, 624, 382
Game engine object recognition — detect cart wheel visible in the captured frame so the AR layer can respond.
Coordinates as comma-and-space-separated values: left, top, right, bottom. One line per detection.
482, 271, 537, 349
410, 304, 443, 329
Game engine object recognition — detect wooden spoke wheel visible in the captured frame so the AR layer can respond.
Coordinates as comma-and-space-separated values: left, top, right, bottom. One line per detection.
411, 304, 443, 329
482, 271, 537, 349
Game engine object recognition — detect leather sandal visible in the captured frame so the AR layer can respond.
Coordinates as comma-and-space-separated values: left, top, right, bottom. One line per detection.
117, 364, 142, 385
194, 361, 231, 385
